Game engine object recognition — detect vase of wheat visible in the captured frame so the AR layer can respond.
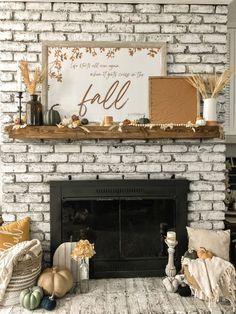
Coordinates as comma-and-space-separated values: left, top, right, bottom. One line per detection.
186, 70, 232, 126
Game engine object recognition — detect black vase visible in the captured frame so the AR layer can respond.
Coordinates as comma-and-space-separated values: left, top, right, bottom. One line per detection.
26, 94, 43, 126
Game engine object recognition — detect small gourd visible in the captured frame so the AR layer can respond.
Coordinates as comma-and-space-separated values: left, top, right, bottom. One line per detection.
37, 266, 73, 298
19, 286, 43, 310
138, 117, 150, 124
81, 118, 89, 125
197, 247, 214, 260
184, 249, 198, 260
40, 295, 57, 311
43, 104, 61, 126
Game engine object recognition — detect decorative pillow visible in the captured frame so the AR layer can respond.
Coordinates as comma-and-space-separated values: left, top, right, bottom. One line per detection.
0, 217, 30, 251
186, 226, 230, 261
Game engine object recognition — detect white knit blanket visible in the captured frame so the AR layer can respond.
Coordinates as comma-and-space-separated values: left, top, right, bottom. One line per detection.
182, 256, 236, 309
0, 239, 41, 302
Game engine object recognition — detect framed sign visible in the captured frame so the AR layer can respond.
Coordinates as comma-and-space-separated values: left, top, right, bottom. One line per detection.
42, 41, 166, 122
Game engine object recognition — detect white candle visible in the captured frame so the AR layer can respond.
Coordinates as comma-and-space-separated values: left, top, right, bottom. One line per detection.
17, 61, 22, 91
166, 231, 176, 243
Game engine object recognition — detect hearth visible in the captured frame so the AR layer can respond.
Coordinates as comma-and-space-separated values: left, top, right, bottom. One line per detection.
50, 179, 189, 278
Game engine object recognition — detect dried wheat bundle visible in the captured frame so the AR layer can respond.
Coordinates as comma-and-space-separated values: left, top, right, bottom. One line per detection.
186, 69, 232, 99
19, 60, 45, 95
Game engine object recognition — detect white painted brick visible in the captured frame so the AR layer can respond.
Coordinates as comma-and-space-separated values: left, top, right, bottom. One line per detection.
124, 174, 148, 180
215, 25, 228, 34
2, 214, 16, 222
81, 4, 106, 12
16, 194, 42, 203
162, 145, 187, 153
27, 43, 42, 53
15, 173, 42, 183
30, 203, 49, 212
189, 25, 214, 34
108, 24, 133, 33
203, 34, 226, 44
168, 64, 186, 73
122, 155, 146, 163
188, 202, 212, 211
190, 182, 212, 191
3, 183, 28, 193
190, 221, 212, 229
161, 25, 187, 34
202, 55, 227, 64
2, 203, 29, 213
14, 32, 38, 42
43, 174, 71, 182
135, 4, 160, 13
14, 11, 40, 21
29, 145, 53, 153
95, 155, 121, 163
31, 222, 50, 233
2, 175, 15, 183
200, 153, 225, 162
212, 182, 225, 191
94, 13, 120, 23
190, 5, 214, 13
0, 2, 24, 10
0, 11, 12, 20
39, 32, 66, 41
174, 154, 198, 162
216, 6, 228, 14
43, 213, 50, 221
67, 33, 92, 41
1, 144, 27, 153
135, 24, 160, 33
201, 211, 225, 221
56, 164, 82, 173
28, 164, 54, 173
167, 44, 186, 54
147, 154, 171, 163
189, 64, 214, 73
175, 54, 200, 63
213, 163, 225, 171
93, 34, 119, 41
120, 34, 147, 42
203, 15, 227, 24
135, 145, 161, 153
54, 22, 81, 32
69, 12, 92, 22
188, 162, 212, 172
0, 32, 12, 41
83, 164, 109, 173
30, 232, 44, 241
177, 172, 200, 181
42, 11, 67, 21
27, 22, 53, 32
188, 212, 200, 221
69, 154, 94, 163
201, 192, 225, 201
29, 184, 49, 193
122, 14, 147, 23
136, 164, 161, 173
176, 34, 201, 43
176, 14, 202, 24
1, 73, 12, 82
2, 164, 26, 173
55, 144, 80, 153
82, 145, 107, 153
0, 63, 16, 71
26, 2, 52, 11
162, 163, 186, 172
202, 173, 225, 181
212, 221, 225, 230
108, 4, 133, 13
109, 146, 134, 154
213, 202, 226, 211
164, 5, 189, 13
188, 45, 213, 53
148, 14, 174, 23
110, 165, 135, 173
53, 3, 79, 11
42, 154, 67, 163
0, 22, 25, 31
2, 194, 15, 203
188, 192, 200, 201
43, 195, 50, 203
15, 154, 41, 163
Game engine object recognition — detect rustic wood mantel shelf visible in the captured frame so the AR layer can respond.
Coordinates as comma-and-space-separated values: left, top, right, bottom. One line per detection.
6, 125, 223, 140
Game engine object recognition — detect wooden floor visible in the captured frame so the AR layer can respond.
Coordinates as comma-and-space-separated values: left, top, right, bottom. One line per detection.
0, 278, 234, 314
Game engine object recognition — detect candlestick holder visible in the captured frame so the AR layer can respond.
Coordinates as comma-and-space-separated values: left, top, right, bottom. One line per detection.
16, 91, 23, 124
165, 239, 178, 278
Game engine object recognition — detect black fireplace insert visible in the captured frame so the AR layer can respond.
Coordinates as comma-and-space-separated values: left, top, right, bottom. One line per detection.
50, 179, 189, 278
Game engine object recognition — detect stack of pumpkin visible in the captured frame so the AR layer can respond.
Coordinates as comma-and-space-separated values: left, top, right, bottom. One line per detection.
20, 266, 73, 311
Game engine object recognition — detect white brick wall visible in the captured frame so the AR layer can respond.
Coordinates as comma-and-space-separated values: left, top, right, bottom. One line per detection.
0, 1, 228, 262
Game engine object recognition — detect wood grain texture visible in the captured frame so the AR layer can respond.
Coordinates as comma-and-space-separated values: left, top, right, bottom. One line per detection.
5, 125, 223, 140
0, 277, 233, 314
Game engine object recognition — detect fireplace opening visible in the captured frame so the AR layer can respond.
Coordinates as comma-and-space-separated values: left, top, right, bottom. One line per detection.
50, 180, 189, 278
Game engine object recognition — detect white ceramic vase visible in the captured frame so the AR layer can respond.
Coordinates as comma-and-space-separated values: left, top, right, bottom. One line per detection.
203, 98, 217, 125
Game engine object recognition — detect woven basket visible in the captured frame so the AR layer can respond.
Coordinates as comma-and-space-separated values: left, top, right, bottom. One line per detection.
0, 250, 42, 306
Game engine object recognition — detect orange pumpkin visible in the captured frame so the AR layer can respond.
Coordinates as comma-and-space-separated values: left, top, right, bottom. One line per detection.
37, 266, 73, 298
197, 247, 214, 260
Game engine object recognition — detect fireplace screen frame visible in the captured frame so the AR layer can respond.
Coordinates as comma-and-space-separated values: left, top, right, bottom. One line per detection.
50, 179, 189, 278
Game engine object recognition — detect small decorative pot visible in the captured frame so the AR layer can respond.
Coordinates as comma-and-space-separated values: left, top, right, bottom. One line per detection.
203, 98, 218, 126
79, 258, 89, 293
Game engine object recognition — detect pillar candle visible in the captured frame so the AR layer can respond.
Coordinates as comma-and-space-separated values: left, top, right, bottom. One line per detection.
17, 61, 22, 91
166, 231, 176, 243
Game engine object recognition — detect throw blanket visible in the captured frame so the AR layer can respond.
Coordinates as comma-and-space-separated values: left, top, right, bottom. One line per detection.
182, 256, 236, 309
0, 239, 41, 302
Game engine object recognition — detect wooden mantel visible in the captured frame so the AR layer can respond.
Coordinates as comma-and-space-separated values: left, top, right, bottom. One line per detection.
6, 125, 223, 140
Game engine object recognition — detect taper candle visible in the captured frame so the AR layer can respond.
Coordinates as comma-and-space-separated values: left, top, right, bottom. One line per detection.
17, 61, 22, 92
166, 231, 176, 243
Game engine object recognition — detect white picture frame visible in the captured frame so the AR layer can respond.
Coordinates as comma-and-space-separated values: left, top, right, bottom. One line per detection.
42, 41, 166, 122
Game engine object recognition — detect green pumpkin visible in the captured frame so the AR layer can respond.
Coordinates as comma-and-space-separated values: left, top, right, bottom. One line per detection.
20, 286, 43, 310
40, 295, 57, 311
43, 104, 61, 125
138, 117, 150, 124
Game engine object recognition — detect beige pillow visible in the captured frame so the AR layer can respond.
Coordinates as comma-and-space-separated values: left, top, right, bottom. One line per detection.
186, 227, 230, 261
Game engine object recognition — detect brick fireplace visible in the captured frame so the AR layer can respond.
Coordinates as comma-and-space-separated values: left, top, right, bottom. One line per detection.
0, 1, 228, 265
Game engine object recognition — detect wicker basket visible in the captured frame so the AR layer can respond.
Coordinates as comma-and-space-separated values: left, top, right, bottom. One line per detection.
0, 250, 42, 306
